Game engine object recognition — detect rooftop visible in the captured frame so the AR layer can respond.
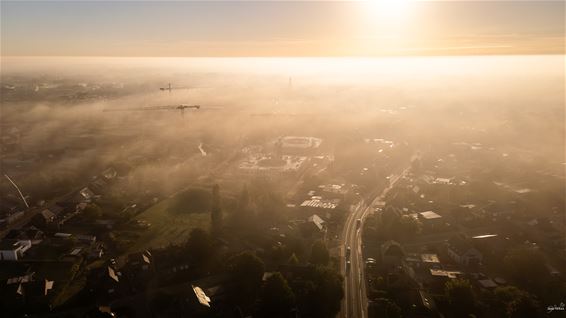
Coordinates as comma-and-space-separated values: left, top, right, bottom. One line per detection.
430, 269, 462, 279
420, 253, 440, 263
308, 214, 326, 231
419, 211, 442, 220
192, 285, 211, 307
301, 198, 340, 209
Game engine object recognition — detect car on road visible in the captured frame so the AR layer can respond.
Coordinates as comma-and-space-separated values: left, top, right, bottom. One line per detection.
346, 260, 351, 273
365, 258, 376, 268
356, 218, 362, 229
346, 246, 351, 258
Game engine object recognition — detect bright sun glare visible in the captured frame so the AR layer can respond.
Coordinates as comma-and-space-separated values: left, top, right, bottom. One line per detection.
367, 0, 412, 23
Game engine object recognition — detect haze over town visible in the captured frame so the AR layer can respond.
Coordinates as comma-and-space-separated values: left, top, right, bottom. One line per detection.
0, 1, 564, 318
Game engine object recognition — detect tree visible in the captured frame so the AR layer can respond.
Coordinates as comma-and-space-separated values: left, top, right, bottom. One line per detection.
503, 247, 548, 291
445, 279, 475, 315
227, 252, 265, 309
83, 204, 103, 219
150, 292, 174, 314
237, 184, 250, 212
371, 298, 402, 318
393, 215, 421, 241
291, 266, 343, 318
211, 184, 222, 234
185, 228, 212, 267
493, 286, 540, 318
507, 294, 539, 318
287, 253, 300, 265
258, 272, 295, 317
230, 184, 252, 230
309, 241, 330, 266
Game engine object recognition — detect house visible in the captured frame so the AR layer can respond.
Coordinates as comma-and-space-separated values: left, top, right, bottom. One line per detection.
192, 285, 211, 308
418, 211, 443, 227
31, 209, 58, 229
125, 250, 154, 285
183, 275, 231, 316
477, 278, 497, 290
301, 214, 327, 239
434, 177, 453, 185
446, 236, 483, 267
108, 266, 119, 283
0, 275, 55, 312
427, 269, 463, 294
102, 167, 118, 181
0, 240, 32, 261
76, 234, 97, 245
89, 178, 108, 195
308, 214, 326, 232
5, 226, 44, 241
408, 289, 438, 317
79, 187, 96, 202
87, 243, 104, 260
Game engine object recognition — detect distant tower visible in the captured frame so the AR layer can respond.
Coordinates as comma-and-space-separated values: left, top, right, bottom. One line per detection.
211, 184, 222, 234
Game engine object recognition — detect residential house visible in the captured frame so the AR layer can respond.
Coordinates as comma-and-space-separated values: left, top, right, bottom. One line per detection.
446, 236, 483, 267
0, 240, 32, 261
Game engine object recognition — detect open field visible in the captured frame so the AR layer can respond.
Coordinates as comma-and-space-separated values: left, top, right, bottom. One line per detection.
126, 191, 212, 253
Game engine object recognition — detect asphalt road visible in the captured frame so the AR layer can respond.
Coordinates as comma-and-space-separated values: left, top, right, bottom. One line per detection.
340, 164, 414, 318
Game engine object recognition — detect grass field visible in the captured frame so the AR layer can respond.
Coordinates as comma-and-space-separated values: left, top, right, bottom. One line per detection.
126, 190, 211, 253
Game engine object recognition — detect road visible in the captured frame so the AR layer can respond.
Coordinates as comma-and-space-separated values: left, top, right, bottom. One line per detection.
340, 164, 414, 318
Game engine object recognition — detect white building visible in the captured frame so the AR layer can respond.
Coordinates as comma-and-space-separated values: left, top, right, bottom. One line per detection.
447, 236, 483, 266
0, 240, 32, 261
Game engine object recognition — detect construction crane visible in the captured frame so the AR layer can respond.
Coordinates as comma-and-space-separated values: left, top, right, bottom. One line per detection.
159, 83, 200, 92
160, 83, 174, 92
103, 104, 200, 117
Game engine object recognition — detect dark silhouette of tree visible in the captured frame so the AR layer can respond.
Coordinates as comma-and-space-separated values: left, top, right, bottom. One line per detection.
371, 298, 402, 318
393, 215, 421, 241
504, 247, 548, 292
291, 266, 344, 318
287, 253, 300, 265
445, 279, 475, 315
258, 272, 295, 318
230, 184, 252, 230
309, 241, 330, 266
377, 206, 421, 241
211, 184, 222, 234
506, 294, 540, 318
227, 252, 265, 309
150, 292, 174, 314
185, 228, 211, 267
237, 184, 250, 212
83, 204, 103, 218
492, 286, 540, 318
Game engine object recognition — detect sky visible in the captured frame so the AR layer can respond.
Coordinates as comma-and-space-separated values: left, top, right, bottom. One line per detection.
1, 0, 564, 57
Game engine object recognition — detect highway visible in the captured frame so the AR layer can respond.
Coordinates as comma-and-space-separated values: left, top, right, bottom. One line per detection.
339, 164, 414, 318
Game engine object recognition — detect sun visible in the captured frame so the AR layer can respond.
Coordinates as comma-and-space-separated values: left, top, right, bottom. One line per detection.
366, 0, 413, 23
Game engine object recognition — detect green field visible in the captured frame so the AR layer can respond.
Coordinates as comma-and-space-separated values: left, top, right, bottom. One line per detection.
127, 190, 211, 253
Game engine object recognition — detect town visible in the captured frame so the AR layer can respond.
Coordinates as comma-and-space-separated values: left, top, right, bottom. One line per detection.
2, 69, 564, 318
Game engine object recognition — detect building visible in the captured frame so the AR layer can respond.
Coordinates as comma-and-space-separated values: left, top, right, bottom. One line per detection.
239, 154, 308, 177
308, 214, 326, 232
446, 236, 483, 267
279, 136, 322, 152
300, 198, 340, 210
417, 211, 444, 230
300, 214, 327, 239
0, 240, 32, 261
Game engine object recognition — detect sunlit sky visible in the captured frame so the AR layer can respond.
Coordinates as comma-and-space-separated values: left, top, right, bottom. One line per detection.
1, 1, 564, 57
